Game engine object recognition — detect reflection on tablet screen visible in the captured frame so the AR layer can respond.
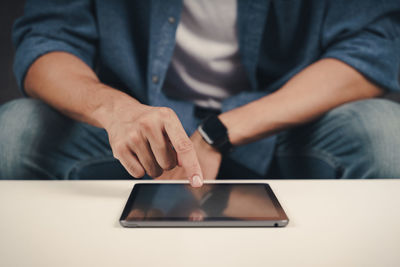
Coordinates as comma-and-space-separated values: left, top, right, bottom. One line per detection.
125, 184, 280, 222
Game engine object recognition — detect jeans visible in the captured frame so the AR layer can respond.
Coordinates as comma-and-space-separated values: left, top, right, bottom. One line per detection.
1, 98, 400, 179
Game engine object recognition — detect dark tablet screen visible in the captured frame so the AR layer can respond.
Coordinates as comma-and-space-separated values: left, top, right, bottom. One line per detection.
120, 183, 288, 226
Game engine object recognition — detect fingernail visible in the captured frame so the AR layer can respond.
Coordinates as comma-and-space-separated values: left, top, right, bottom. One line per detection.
191, 175, 203, 187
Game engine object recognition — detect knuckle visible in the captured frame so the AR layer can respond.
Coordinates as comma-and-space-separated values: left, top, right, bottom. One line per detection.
161, 156, 177, 171
152, 168, 163, 178
190, 161, 201, 172
118, 156, 145, 178
130, 165, 145, 178
158, 107, 175, 118
153, 145, 177, 171
112, 142, 126, 158
186, 160, 200, 172
152, 142, 171, 157
175, 138, 194, 153
163, 161, 176, 171
146, 165, 162, 178
129, 131, 142, 145
138, 119, 153, 131
133, 170, 146, 178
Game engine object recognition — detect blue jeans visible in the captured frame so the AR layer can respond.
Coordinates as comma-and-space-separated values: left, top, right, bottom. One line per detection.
1, 98, 400, 179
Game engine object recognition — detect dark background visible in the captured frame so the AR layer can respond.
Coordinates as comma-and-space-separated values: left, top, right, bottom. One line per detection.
0, 0, 24, 104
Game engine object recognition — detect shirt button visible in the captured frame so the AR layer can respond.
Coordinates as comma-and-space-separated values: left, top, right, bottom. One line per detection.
152, 75, 159, 84
168, 16, 176, 24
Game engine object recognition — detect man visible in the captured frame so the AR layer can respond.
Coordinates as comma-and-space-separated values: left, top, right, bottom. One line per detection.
1, 0, 400, 185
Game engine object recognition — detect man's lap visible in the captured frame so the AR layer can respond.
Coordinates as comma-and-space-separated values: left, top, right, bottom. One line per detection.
0, 99, 120, 179
270, 98, 400, 178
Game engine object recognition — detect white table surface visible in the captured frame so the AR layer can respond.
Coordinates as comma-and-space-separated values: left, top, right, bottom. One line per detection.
0, 179, 399, 267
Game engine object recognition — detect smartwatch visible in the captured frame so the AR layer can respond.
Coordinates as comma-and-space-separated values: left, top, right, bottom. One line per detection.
197, 115, 233, 154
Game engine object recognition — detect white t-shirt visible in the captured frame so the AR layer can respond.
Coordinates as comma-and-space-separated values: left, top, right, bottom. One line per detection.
162, 0, 250, 109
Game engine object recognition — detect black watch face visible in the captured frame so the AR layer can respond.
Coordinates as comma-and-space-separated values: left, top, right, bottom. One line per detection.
202, 116, 227, 141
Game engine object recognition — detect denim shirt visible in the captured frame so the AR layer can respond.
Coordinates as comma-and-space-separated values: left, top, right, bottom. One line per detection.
12, 0, 400, 175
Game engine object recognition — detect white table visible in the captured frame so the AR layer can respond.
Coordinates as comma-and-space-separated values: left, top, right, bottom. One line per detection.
0, 180, 399, 267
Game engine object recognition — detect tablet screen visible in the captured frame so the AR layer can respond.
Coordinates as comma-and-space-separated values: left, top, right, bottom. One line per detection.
120, 183, 288, 226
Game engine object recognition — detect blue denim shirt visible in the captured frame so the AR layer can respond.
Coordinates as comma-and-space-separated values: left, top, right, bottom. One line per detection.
12, 0, 400, 175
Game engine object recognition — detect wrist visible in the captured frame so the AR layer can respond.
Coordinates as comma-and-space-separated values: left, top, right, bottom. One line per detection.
192, 131, 222, 158
90, 85, 145, 129
218, 108, 253, 146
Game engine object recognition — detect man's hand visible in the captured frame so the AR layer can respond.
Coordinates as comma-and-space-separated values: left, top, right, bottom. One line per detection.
100, 100, 204, 187
157, 130, 222, 182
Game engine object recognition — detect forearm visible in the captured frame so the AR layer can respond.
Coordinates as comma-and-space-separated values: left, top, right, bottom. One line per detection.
219, 58, 384, 146
24, 51, 140, 128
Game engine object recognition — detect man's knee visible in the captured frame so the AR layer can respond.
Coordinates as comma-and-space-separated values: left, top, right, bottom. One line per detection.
325, 99, 400, 178
0, 98, 65, 142
1, 98, 45, 145
0, 98, 73, 178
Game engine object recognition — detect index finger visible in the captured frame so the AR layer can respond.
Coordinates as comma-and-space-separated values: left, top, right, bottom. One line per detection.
163, 111, 203, 187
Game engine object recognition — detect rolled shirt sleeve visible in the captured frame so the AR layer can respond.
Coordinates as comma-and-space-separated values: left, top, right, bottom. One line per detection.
321, 0, 400, 92
12, 0, 98, 93
219, 1, 400, 175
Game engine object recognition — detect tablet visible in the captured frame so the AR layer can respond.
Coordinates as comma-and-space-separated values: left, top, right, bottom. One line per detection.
120, 183, 289, 227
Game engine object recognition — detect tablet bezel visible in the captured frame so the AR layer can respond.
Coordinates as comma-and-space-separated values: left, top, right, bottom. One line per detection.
119, 183, 289, 227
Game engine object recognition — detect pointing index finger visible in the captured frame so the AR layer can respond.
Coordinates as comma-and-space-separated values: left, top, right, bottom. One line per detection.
163, 113, 203, 187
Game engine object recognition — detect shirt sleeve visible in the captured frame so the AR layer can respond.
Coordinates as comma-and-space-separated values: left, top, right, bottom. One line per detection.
321, 0, 400, 92
12, 0, 98, 93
